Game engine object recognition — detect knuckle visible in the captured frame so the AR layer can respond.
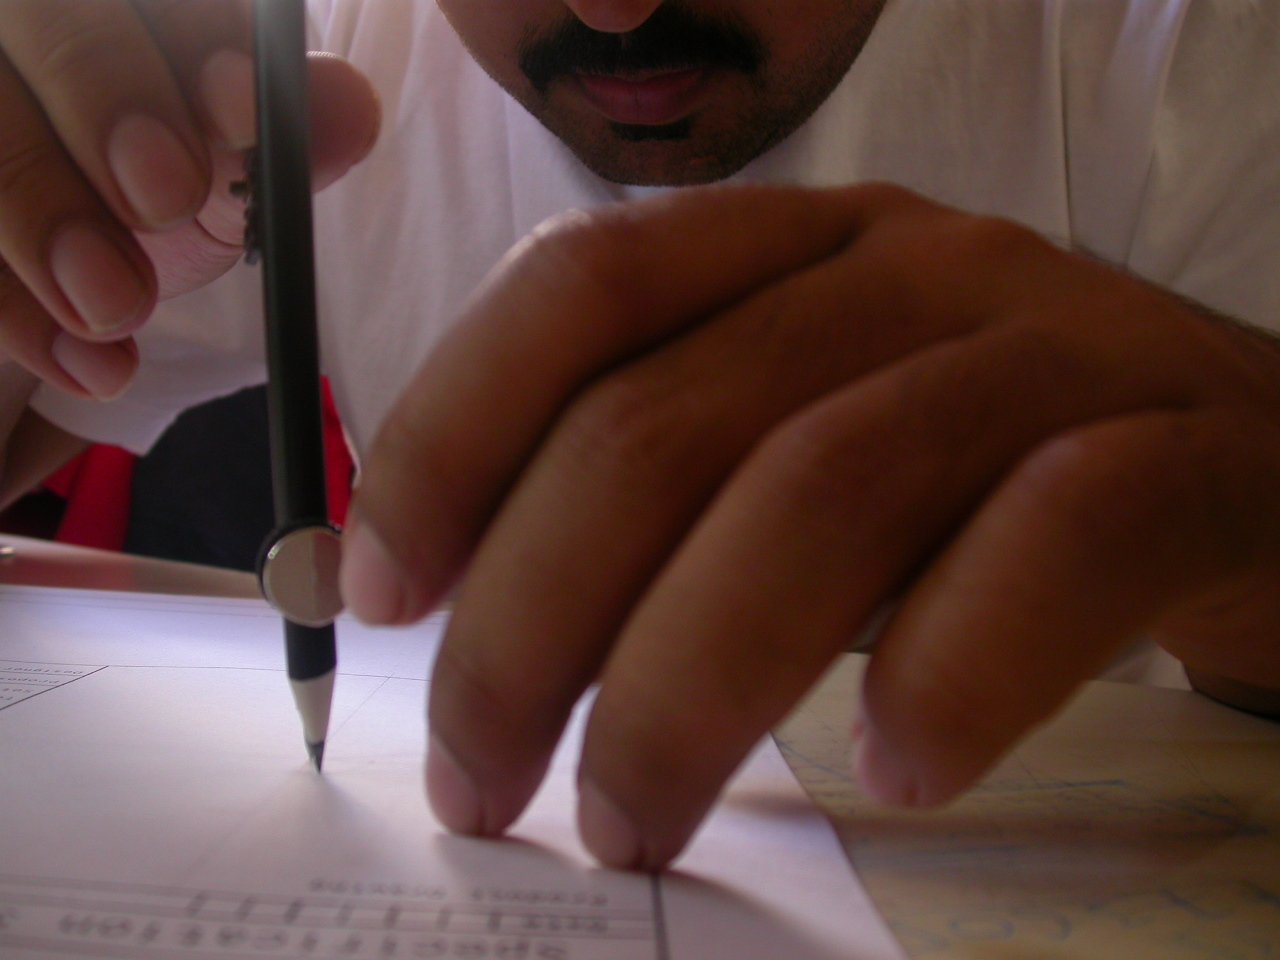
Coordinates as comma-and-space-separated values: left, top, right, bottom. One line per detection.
366, 410, 461, 526
1021, 414, 1280, 570
883, 652, 1038, 760
523, 205, 658, 310
434, 641, 517, 728
0, 134, 64, 205
22, 7, 129, 88
710, 636, 821, 732
752, 409, 877, 518
519, 202, 686, 330
904, 674, 993, 747
360, 419, 452, 553
938, 212, 1044, 269
0, 261, 25, 317
432, 637, 566, 757
138, 0, 212, 29
594, 682, 716, 793
1016, 424, 1189, 543
134, 0, 248, 56
849, 180, 922, 212
1018, 433, 1130, 528
366, 404, 421, 469
555, 372, 691, 488
0, 267, 65, 382
846, 198, 1029, 294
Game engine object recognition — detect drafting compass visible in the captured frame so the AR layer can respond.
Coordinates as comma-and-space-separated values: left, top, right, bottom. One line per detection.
240, 0, 341, 770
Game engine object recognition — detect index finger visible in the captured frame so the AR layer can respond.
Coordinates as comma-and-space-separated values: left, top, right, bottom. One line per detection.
0, 0, 227, 232
340, 184, 926, 625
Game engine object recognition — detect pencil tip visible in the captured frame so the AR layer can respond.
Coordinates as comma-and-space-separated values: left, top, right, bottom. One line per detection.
307, 740, 325, 772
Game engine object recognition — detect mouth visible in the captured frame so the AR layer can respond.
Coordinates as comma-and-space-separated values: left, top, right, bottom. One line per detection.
570, 67, 714, 126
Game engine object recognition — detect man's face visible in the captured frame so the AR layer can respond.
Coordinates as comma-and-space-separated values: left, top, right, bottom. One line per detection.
437, 0, 888, 186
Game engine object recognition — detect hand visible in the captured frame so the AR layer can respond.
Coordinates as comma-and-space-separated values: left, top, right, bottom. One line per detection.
341, 183, 1280, 869
0, 0, 378, 401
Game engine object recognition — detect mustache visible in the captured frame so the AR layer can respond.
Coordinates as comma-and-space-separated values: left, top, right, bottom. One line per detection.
519, 4, 765, 92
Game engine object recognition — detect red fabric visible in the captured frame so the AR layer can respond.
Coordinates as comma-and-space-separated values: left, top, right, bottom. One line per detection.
321, 379, 354, 526
44, 446, 136, 551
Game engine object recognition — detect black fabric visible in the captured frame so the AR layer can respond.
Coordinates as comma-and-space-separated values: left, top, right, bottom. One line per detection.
125, 386, 275, 571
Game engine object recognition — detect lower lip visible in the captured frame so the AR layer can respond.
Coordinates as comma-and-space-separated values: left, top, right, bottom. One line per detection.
573, 69, 712, 126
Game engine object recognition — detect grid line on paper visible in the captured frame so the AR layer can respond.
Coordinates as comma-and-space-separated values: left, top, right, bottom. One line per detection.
0, 874, 661, 959
650, 875, 671, 960
0, 660, 106, 711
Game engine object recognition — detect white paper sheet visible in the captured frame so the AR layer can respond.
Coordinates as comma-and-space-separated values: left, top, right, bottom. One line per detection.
0, 584, 903, 960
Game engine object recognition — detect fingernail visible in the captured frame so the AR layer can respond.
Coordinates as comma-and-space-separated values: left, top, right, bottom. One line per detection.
200, 49, 256, 149
50, 224, 151, 334
51, 334, 137, 400
108, 114, 206, 227
339, 520, 408, 624
853, 723, 923, 808
579, 778, 642, 870
426, 735, 483, 835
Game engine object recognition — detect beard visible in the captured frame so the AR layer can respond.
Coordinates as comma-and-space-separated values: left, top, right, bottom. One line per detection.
510, 1, 887, 186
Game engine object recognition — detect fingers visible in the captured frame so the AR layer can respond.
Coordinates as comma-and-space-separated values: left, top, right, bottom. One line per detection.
565, 328, 1157, 868
0, 48, 159, 340
0, 264, 137, 398
341, 185, 887, 625
0, 1, 218, 232
350, 183, 1196, 868
441, 310, 1257, 868
306, 53, 382, 191
425, 298, 1193, 868
142, 53, 381, 297
365, 184, 915, 845
346, 175, 1277, 872
858, 409, 1280, 807
0, 0, 237, 395
132, 0, 256, 148
0, 1, 378, 399
420, 194, 969, 838
0, 42, 150, 400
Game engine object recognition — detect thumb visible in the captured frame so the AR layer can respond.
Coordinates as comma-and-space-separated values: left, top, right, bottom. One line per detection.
148, 53, 378, 300
307, 53, 381, 191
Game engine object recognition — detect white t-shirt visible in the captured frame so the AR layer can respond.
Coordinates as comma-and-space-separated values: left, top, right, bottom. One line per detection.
32, 0, 1280, 459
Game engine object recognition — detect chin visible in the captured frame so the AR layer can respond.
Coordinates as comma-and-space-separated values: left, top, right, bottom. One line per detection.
570, 137, 761, 187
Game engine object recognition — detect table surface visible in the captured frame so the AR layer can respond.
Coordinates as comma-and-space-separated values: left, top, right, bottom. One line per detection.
3, 534, 1277, 959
